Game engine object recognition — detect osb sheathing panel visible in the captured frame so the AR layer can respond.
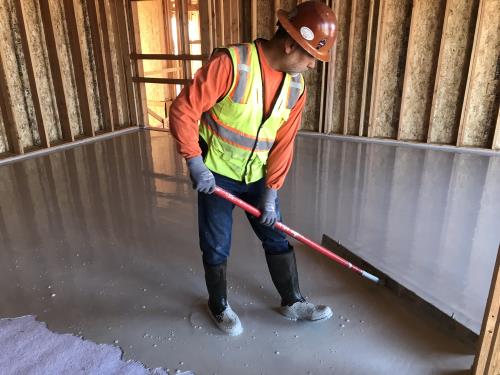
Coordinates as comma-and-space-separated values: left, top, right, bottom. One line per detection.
257, 0, 275, 40
301, 68, 322, 132
0, 0, 38, 149
330, 0, 350, 134
95, 0, 112, 128
104, 0, 126, 126
22, 0, 61, 143
398, 0, 445, 142
428, 0, 477, 145
280, 0, 296, 11
49, 0, 83, 136
75, 0, 102, 133
0, 0, 131, 154
136, 1, 167, 125
345, 0, 370, 135
369, 0, 412, 139
135, 2, 165, 54
459, 0, 500, 148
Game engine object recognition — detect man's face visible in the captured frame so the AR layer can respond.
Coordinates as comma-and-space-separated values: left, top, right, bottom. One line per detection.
281, 40, 317, 74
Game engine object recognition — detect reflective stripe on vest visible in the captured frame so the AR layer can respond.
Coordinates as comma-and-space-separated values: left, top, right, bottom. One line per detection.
230, 44, 251, 104
202, 112, 274, 152
287, 75, 303, 109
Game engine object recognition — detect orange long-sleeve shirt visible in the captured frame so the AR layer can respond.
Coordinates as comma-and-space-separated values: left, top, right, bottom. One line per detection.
169, 40, 306, 190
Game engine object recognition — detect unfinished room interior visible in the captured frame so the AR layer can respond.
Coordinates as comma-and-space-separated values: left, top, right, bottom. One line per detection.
0, 0, 499, 374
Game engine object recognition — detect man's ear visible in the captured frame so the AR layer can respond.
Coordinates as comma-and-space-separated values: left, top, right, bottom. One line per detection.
283, 37, 296, 55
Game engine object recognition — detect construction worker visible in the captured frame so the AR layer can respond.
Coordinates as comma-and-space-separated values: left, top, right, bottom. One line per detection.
169, 1, 337, 336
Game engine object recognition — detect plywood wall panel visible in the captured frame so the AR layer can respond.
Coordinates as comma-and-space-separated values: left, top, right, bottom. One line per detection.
279, 0, 295, 11
97, 0, 118, 131
458, 0, 500, 148
0, 0, 134, 156
428, 0, 477, 145
49, 0, 82, 138
344, 0, 370, 135
217, 0, 225, 46
129, 1, 148, 126
398, 0, 445, 142
0, 0, 37, 149
233, 0, 240, 44
64, 0, 94, 137
223, 0, 232, 45
133, 1, 167, 126
105, 0, 126, 127
122, 0, 140, 126
329, 0, 350, 134
301, 68, 322, 132
21, 0, 61, 143
75, 0, 106, 133
15, 0, 49, 148
368, 0, 412, 139
199, 0, 214, 52
257, 0, 274, 40
223, 0, 240, 45
0, 57, 23, 154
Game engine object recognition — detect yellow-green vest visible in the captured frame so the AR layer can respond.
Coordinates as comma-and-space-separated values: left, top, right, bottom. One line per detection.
199, 42, 305, 184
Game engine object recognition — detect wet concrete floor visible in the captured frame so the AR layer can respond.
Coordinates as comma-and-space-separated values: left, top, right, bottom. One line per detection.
0, 130, 482, 374
284, 134, 499, 334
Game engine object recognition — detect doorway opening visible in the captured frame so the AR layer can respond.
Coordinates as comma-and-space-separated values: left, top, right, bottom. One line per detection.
130, 0, 249, 128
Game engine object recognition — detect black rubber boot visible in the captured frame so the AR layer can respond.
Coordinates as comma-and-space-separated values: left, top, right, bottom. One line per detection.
265, 251, 333, 321
203, 261, 228, 316
264, 251, 305, 307
203, 261, 243, 335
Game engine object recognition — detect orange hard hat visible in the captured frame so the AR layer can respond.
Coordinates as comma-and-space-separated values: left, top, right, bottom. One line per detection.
277, 1, 337, 62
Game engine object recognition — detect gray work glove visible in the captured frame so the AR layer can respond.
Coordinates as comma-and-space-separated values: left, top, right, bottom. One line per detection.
259, 187, 278, 226
187, 156, 216, 194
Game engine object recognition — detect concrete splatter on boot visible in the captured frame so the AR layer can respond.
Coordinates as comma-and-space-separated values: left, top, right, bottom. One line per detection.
265, 250, 333, 322
203, 261, 243, 336
207, 303, 243, 336
280, 301, 332, 321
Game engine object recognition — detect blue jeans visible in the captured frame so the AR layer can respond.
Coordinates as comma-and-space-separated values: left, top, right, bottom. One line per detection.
198, 172, 291, 265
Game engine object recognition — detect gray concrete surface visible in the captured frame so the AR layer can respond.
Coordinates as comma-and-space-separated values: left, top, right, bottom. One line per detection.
284, 133, 500, 334
0, 130, 481, 374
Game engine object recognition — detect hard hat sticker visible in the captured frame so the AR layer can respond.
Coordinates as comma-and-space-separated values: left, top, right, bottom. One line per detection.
316, 39, 326, 50
299, 26, 315, 41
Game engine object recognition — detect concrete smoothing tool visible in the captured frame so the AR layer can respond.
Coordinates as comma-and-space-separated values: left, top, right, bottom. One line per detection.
214, 186, 380, 284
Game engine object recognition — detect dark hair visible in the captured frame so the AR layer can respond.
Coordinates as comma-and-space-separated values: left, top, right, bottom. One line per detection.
273, 23, 290, 40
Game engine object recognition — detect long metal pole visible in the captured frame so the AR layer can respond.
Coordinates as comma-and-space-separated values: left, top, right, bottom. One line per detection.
214, 186, 380, 284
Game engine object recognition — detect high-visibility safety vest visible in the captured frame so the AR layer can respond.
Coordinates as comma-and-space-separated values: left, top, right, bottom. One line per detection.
199, 42, 305, 184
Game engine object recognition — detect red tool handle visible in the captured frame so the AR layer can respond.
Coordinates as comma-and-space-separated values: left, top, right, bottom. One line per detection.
213, 186, 380, 284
